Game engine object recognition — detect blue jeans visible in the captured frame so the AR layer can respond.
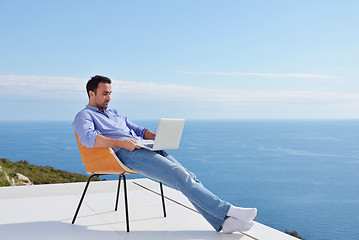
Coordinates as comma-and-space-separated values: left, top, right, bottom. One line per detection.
116, 148, 231, 232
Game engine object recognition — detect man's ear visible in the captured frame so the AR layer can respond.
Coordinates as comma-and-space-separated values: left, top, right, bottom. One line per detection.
89, 90, 96, 97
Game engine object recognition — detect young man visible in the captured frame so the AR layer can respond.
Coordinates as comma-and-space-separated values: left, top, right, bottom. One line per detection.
72, 75, 257, 233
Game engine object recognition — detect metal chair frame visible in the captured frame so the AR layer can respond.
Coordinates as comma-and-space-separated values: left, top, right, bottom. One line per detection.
72, 174, 167, 232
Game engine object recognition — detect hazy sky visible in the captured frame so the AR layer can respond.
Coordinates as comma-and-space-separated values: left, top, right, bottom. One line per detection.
1, 0, 358, 121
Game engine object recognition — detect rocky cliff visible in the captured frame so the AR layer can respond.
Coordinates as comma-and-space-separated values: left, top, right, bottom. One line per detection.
0, 166, 32, 186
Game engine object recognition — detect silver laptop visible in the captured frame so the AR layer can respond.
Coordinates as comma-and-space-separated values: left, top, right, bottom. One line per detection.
137, 118, 185, 151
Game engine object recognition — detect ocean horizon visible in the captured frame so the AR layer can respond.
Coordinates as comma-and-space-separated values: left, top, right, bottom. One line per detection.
1, 119, 358, 240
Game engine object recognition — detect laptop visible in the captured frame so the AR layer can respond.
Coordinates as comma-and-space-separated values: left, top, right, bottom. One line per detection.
136, 118, 185, 151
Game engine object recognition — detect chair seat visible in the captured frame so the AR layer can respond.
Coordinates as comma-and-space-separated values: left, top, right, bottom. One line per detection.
75, 132, 136, 174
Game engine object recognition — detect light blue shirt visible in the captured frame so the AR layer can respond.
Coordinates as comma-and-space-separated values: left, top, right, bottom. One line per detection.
72, 105, 148, 151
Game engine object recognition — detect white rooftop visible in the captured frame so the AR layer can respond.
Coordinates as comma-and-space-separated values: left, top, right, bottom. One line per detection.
0, 178, 297, 240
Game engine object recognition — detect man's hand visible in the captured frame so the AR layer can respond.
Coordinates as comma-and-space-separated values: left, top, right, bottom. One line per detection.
121, 139, 141, 151
143, 129, 156, 140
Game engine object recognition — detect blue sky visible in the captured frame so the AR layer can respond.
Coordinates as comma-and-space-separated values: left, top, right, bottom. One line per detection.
1, 0, 358, 121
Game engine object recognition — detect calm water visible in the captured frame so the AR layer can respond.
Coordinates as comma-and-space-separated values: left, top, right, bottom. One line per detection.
1, 120, 358, 240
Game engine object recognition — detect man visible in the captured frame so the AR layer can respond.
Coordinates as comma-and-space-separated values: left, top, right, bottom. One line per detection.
73, 75, 257, 233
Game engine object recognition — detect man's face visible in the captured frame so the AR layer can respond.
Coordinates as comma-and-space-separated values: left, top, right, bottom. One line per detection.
89, 82, 112, 110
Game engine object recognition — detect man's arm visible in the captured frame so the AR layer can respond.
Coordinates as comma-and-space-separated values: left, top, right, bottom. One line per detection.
94, 134, 141, 151
143, 129, 156, 140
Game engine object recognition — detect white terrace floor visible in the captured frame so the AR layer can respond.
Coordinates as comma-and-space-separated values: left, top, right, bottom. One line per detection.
0, 178, 297, 240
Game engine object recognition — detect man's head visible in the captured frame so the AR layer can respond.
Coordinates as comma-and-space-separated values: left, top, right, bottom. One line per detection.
86, 75, 112, 110
86, 75, 112, 98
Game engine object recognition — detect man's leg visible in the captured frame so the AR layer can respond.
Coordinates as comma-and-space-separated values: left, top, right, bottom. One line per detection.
157, 150, 257, 232
116, 148, 231, 231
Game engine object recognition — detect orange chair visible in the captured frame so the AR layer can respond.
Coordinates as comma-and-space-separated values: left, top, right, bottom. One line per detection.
72, 132, 167, 232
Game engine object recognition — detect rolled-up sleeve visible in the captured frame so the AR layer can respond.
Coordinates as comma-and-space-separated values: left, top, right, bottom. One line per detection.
72, 111, 100, 148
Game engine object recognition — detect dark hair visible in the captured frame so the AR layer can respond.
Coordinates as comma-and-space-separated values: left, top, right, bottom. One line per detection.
86, 75, 112, 98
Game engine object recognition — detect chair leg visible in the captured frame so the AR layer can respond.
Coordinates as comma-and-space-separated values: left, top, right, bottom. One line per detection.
115, 174, 122, 211
122, 174, 130, 232
160, 182, 167, 217
72, 174, 99, 224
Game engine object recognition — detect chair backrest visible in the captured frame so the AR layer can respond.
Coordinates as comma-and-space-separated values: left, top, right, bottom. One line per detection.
75, 132, 136, 175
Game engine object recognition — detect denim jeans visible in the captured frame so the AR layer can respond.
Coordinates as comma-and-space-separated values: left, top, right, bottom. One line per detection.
116, 148, 231, 232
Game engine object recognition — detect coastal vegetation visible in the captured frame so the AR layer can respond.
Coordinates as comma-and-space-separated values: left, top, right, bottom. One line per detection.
285, 230, 306, 239
0, 158, 100, 186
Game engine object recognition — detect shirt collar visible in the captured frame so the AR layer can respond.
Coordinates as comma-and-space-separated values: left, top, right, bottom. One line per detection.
86, 105, 108, 114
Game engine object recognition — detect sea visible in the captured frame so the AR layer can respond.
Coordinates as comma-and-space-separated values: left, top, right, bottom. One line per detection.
0, 120, 358, 240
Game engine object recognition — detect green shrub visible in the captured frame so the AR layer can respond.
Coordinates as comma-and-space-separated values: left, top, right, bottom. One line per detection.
0, 171, 11, 187
0, 158, 100, 186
